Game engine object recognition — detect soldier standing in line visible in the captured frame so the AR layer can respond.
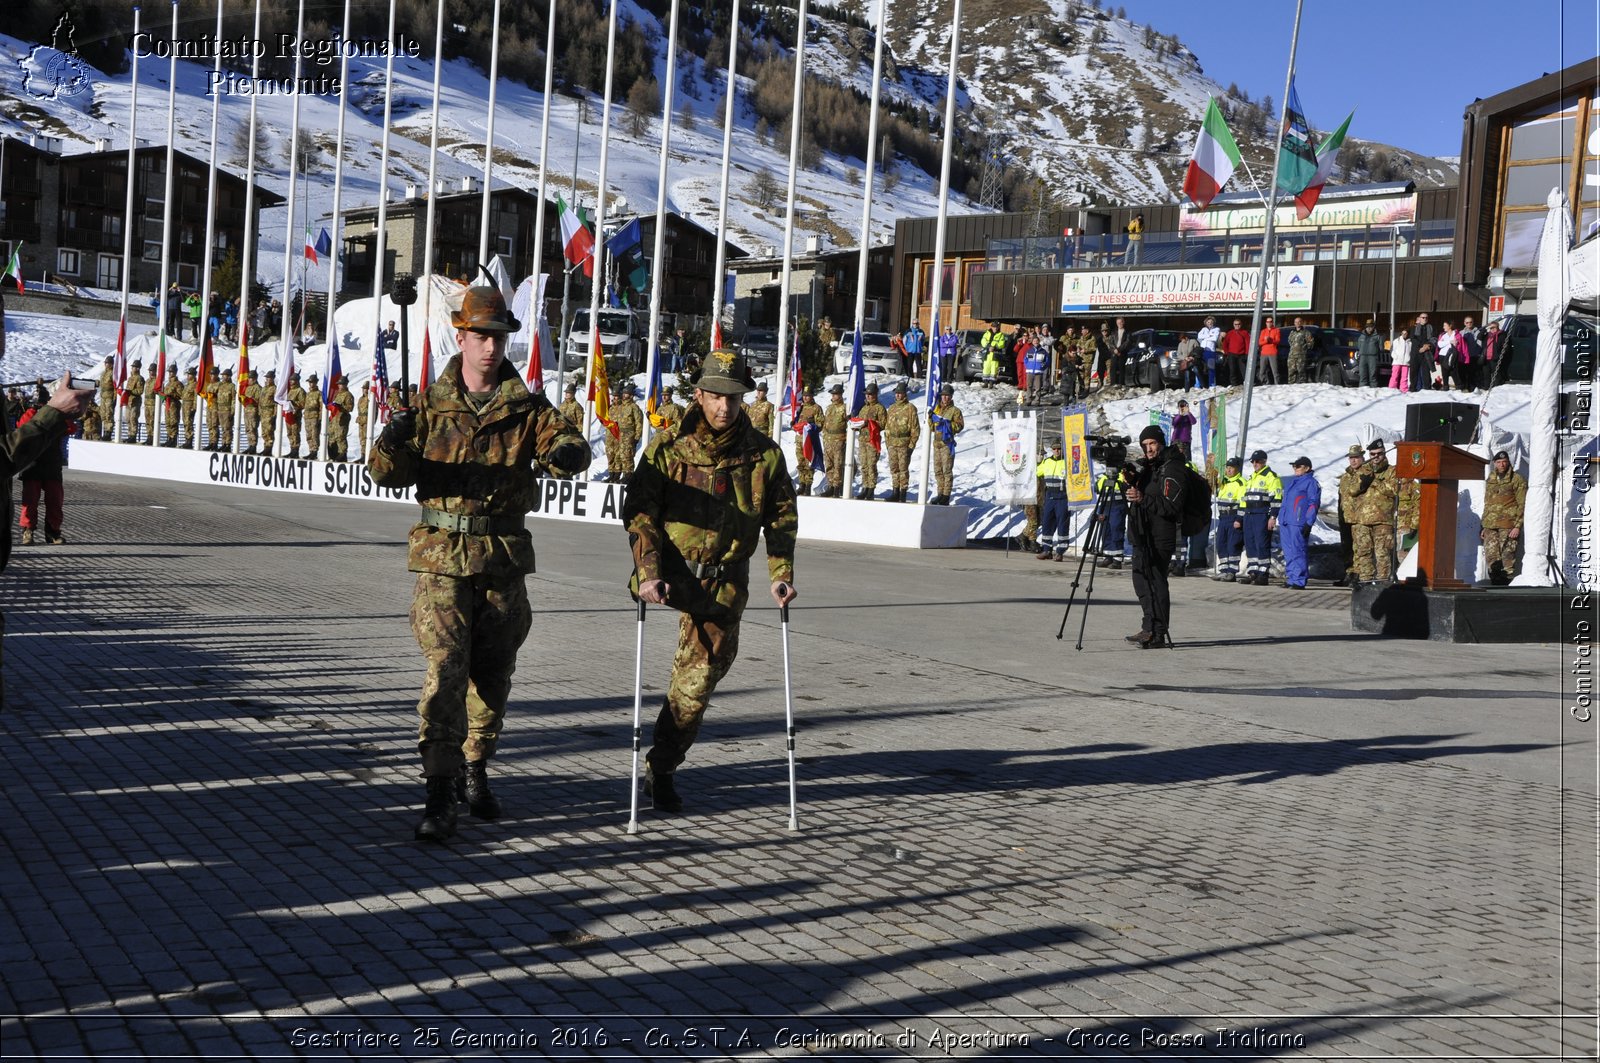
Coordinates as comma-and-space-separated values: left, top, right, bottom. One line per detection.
1349, 439, 1398, 586
214, 368, 236, 452
883, 381, 920, 503
357, 381, 374, 461
1480, 450, 1527, 585
611, 382, 644, 482
142, 362, 160, 445
179, 367, 199, 448
368, 285, 591, 842
328, 375, 354, 462
81, 394, 102, 443
655, 384, 688, 434
853, 381, 887, 500
240, 369, 262, 453
623, 349, 798, 815
1335, 445, 1365, 586
257, 370, 279, 455
820, 383, 848, 497
301, 373, 324, 458
744, 380, 774, 438
284, 371, 307, 458
95, 356, 116, 441
557, 382, 584, 428
928, 382, 964, 505
792, 384, 822, 496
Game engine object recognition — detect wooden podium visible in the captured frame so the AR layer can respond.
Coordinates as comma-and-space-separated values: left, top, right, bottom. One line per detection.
1395, 441, 1488, 590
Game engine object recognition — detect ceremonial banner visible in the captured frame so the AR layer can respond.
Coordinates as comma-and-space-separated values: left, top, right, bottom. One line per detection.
1061, 405, 1093, 505
991, 411, 1036, 506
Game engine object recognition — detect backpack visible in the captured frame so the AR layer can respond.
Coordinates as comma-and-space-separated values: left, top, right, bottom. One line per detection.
1179, 464, 1212, 537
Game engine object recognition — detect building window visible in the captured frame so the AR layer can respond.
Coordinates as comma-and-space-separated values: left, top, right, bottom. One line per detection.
57, 249, 80, 275
1497, 91, 1598, 268
142, 240, 161, 262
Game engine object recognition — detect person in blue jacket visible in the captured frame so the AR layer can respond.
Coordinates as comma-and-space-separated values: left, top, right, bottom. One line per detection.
1277, 455, 1321, 589
902, 322, 926, 377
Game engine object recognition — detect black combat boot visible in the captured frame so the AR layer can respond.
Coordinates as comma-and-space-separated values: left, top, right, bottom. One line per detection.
644, 770, 683, 814
414, 775, 459, 842
461, 759, 501, 820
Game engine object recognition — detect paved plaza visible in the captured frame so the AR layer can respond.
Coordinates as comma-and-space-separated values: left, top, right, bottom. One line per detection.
0, 470, 1594, 1060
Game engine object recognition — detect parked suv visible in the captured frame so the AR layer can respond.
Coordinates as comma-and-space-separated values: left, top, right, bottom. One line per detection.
956, 330, 1017, 384
740, 326, 780, 371
1493, 313, 1596, 382
1126, 328, 1184, 389
832, 331, 902, 375
1309, 326, 1389, 386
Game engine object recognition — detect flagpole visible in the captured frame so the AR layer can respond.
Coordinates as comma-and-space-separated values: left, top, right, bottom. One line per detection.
192, 0, 226, 452
581, 0, 622, 458
151, 0, 180, 446
1235, 0, 1304, 466
366, 0, 399, 461
918, 0, 963, 504
418, 0, 447, 400
844, 0, 889, 498
769, 0, 809, 468
529, 0, 558, 391
113, 3, 142, 446
318, 0, 354, 462
558, 115, 581, 383
476, 0, 503, 268
229, 0, 263, 456
707, 0, 741, 362
277, 0, 308, 457
642, 0, 682, 452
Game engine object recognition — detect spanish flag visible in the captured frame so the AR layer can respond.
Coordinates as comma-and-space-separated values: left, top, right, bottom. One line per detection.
588, 333, 619, 439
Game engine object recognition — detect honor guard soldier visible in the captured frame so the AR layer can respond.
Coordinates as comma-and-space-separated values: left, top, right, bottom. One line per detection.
368, 285, 592, 842
1240, 449, 1282, 585
179, 366, 201, 448
1335, 445, 1365, 586
791, 385, 823, 495
257, 370, 279, 454
744, 380, 774, 437
623, 349, 798, 814
609, 382, 644, 481
96, 356, 116, 440
1349, 440, 1398, 585
327, 375, 354, 462
1212, 457, 1247, 581
141, 362, 159, 444
240, 369, 262, 453
853, 381, 887, 499
284, 372, 307, 458
820, 383, 848, 497
356, 381, 373, 461
1480, 450, 1527, 585
159, 366, 181, 447
301, 373, 324, 458
883, 381, 920, 502
557, 382, 584, 427
928, 383, 964, 505
213, 368, 236, 451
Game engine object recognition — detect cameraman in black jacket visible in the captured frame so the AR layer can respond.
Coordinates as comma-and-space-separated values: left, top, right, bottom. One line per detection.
1123, 424, 1186, 649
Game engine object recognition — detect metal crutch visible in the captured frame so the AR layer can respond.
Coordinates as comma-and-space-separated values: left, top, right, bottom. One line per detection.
779, 594, 798, 831
626, 599, 646, 834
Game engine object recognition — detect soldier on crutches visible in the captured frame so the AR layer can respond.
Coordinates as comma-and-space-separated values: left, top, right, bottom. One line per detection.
621, 349, 800, 818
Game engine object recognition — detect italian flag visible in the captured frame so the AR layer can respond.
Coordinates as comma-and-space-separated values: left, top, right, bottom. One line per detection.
3, 242, 23, 292
1294, 111, 1354, 219
558, 195, 595, 278
1182, 98, 1242, 210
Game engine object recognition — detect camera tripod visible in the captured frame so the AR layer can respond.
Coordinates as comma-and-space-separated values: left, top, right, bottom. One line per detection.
1056, 476, 1120, 650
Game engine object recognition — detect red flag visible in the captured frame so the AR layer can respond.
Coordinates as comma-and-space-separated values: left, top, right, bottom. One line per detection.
113, 315, 129, 401
237, 321, 251, 398
197, 333, 214, 394
419, 327, 433, 390
588, 333, 619, 438
712, 320, 724, 350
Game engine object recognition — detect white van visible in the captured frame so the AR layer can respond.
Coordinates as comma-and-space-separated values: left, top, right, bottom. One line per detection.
565, 308, 644, 372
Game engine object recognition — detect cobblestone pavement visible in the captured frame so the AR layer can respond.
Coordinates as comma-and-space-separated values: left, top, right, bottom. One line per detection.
1, 472, 1594, 1060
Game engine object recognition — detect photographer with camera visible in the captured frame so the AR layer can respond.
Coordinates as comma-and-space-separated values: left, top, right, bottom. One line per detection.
1122, 425, 1186, 649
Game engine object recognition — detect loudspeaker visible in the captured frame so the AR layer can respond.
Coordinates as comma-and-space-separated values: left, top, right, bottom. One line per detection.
1404, 402, 1481, 445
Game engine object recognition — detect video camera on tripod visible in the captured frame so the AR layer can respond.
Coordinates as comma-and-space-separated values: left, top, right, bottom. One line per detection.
1086, 432, 1137, 482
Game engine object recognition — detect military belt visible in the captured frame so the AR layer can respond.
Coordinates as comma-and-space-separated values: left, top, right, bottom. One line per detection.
688, 558, 749, 581
418, 507, 525, 535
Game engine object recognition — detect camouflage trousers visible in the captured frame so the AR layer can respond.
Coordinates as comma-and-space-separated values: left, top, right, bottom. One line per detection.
286, 417, 303, 454
933, 445, 955, 497
1482, 527, 1520, 579
823, 434, 846, 491
304, 416, 322, 456
793, 441, 814, 493
96, 398, 114, 439
647, 609, 743, 776
165, 406, 182, 444
887, 445, 913, 492
858, 444, 880, 494
328, 420, 350, 461
357, 419, 369, 460
242, 411, 259, 450
1022, 505, 1039, 547
1352, 523, 1395, 582
410, 572, 532, 777
606, 437, 637, 479
216, 409, 233, 450
260, 410, 277, 451
1287, 349, 1309, 384
122, 403, 141, 442
143, 402, 157, 443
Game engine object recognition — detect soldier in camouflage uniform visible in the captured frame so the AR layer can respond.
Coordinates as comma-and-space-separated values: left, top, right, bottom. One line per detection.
141, 363, 159, 444
159, 366, 181, 447
284, 372, 307, 458
301, 373, 324, 458
1335, 444, 1365, 586
1396, 475, 1421, 554
179, 367, 199, 448
327, 375, 354, 461
369, 286, 590, 842
928, 382, 965, 505
356, 381, 373, 461
883, 380, 920, 502
608, 383, 644, 481
854, 381, 887, 499
792, 385, 822, 495
744, 381, 774, 437
820, 383, 848, 497
121, 359, 144, 442
654, 383, 689, 433
257, 370, 279, 454
1286, 317, 1316, 384
239, 369, 261, 452
1349, 439, 1398, 584
81, 395, 102, 443
557, 382, 584, 427
1480, 450, 1526, 585
624, 348, 799, 814
95, 356, 115, 441
213, 368, 235, 452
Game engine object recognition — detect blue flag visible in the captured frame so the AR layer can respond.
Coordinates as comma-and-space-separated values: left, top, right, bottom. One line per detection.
846, 329, 866, 415
926, 332, 953, 451
314, 227, 332, 259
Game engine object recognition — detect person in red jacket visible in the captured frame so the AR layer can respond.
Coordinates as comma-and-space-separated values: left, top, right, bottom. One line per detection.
16, 400, 73, 545
1220, 319, 1250, 386
1257, 316, 1282, 385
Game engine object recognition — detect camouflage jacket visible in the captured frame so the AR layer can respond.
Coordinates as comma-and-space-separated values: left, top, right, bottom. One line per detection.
1351, 459, 1398, 525
885, 398, 921, 447
142, 375, 159, 406
124, 372, 145, 404
1482, 469, 1527, 529
930, 401, 965, 435
614, 400, 644, 443
821, 401, 849, 436
285, 385, 307, 423
745, 398, 775, 436
330, 386, 355, 427
794, 400, 822, 432
624, 405, 798, 618
1396, 479, 1421, 531
98, 366, 116, 398
240, 382, 261, 410
857, 399, 887, 450
301, 387, 323, 430
655, 400, 684, 433
180, 382, 199, 412
1337, 466, 1364, 521
162, 379, 183, 404
557, 399, 584, 426
358, 390, 374, 427
368, 354, 590, 578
